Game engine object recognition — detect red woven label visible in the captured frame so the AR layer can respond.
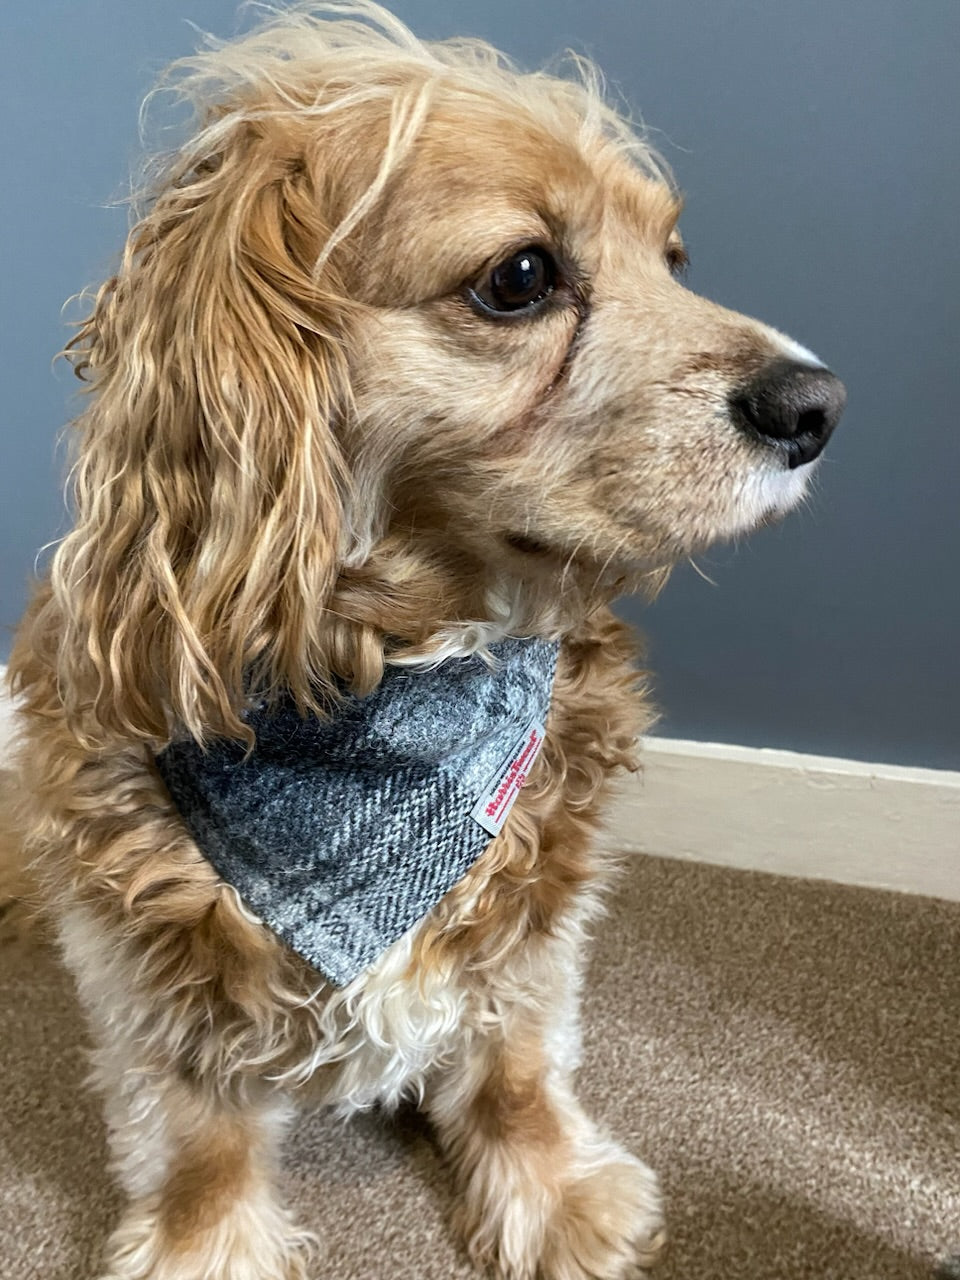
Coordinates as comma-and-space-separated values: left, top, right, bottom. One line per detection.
471, 719, 546, 837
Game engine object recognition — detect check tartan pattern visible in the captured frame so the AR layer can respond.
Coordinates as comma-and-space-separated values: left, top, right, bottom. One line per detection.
156, 637, 559, 986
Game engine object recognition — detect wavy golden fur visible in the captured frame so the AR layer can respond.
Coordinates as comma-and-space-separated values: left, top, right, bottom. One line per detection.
4, 4, 839, 1277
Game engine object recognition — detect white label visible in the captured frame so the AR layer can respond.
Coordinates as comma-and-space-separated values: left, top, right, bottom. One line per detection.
471, 719, 547, 837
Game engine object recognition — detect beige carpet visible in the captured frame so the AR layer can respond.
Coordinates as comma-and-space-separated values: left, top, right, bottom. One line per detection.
1, 854, 958, 1280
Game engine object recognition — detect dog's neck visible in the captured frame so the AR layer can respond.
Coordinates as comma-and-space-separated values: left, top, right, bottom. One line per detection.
323, 532, 669, 695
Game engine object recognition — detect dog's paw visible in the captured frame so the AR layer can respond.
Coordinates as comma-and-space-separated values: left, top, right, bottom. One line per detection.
98, 1194, 318, 1280
539, 1150, 665, 1280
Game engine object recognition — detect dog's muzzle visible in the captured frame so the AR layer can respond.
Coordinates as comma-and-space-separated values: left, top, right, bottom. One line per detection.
729, 358, 846, 468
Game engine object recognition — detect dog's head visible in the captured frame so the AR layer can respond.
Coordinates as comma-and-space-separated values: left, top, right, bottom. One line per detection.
46, 2, 843, 744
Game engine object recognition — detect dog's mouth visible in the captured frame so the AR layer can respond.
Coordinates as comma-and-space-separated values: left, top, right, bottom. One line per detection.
501, 448, 819, 583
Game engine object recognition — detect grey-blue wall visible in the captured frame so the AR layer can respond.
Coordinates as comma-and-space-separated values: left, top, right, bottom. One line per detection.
3, 2, 958, 769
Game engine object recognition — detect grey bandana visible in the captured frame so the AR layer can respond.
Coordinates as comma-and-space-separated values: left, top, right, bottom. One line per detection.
156, 637, 559, 987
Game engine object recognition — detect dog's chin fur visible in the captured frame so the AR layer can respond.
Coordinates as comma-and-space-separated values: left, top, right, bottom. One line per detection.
4, 5, 829, 1277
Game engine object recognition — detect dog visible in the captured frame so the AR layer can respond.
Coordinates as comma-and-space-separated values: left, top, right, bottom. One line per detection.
4, 4, 844, 1277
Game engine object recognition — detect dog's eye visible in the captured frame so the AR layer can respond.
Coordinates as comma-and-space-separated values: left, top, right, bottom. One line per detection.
469, 247, 558, 317
666, 242, 689, 278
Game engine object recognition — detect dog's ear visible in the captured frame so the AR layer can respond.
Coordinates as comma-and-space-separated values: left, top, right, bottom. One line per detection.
49, 118, 352, 745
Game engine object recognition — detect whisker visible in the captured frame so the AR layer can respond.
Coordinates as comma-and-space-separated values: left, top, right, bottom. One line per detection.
687, 557, 718, 587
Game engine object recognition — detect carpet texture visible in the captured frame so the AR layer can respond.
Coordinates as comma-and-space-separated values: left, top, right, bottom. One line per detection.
1, 854, 958, 1280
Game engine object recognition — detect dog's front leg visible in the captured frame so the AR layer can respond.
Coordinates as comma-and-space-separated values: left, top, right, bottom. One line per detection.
93, 1063, 314, 1280
425, 967, 665, 1280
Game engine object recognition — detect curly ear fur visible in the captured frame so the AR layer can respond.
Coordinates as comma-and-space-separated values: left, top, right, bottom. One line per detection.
27, 112, 353, 747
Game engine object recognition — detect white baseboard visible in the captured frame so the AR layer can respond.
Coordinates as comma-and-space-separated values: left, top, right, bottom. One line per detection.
617, 738, 960, 903
2, 664, 958, 902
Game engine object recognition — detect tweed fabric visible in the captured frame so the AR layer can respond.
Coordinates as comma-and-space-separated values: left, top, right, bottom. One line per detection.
155, 637, 559, 986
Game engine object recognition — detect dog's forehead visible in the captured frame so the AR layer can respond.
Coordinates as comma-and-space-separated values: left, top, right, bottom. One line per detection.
356, 103, 680, 302
414, 105, 677, 236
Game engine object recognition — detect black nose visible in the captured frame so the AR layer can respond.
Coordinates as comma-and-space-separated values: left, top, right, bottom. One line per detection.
729, 358, 846, 468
